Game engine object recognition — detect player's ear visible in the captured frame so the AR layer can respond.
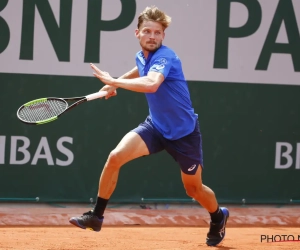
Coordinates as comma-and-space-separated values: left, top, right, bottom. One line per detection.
135, 29, 140, 38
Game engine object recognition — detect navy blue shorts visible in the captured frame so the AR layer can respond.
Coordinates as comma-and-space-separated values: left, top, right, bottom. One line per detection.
131, 116, 203, 175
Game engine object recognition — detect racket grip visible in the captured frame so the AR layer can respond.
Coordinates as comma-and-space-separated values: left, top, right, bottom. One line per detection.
86, 91, 108, 101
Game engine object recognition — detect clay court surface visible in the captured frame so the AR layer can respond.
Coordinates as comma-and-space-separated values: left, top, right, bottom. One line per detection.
0, 203, 300, 249
0, 226, 299, 250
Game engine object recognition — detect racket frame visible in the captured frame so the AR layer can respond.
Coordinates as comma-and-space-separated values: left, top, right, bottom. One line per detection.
17, 91, 107, 125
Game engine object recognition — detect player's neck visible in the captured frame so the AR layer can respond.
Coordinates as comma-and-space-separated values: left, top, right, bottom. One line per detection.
141, 45, 161, 60
142, 49, 149, 59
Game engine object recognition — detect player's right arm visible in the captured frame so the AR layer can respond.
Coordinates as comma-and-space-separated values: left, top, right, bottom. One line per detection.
119, 66, 139, 79
99, 66, 139, 99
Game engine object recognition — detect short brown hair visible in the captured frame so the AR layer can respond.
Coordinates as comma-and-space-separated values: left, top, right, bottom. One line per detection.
137, 6, 172, 30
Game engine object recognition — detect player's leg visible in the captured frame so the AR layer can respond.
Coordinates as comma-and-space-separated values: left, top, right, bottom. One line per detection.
180, 167, 229, 246
95, 117, 163, 215
98, 131, 150, 199
69, 131, 149, 231
69, 116, 164, 231
181, 166, 218, 212
165, 120, 229, 246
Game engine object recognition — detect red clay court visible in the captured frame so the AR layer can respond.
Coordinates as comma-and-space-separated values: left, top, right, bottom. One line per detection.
0, 203, 299, 249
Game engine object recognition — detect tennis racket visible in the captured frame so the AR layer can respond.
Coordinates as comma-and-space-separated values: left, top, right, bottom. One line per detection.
17, 91, 108, 125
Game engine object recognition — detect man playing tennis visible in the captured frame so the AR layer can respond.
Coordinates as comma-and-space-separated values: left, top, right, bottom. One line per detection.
69, 6, 229, 246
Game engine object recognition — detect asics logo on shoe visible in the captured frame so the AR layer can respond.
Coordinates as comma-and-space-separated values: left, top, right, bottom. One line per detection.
188, 164, 197, 171
219, 225, 225, 237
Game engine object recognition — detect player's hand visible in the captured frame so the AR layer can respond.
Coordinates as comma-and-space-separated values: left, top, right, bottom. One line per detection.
91, 63, 115, 86
99, 85, 117, 100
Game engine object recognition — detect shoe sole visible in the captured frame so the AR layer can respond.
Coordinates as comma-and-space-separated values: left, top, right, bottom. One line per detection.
206, 207, 230, 247
69, 218, 100, 232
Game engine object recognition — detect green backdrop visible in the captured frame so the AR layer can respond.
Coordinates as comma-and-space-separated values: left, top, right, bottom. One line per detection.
1, 73, 299, 204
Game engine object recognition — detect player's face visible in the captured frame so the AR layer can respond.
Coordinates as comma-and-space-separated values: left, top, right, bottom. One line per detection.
135, 21, 165, 52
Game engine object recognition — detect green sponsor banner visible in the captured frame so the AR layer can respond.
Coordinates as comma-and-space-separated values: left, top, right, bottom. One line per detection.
0, 73, 299, 203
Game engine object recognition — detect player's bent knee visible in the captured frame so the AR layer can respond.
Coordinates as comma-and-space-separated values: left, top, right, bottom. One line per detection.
184, 185, 203, 198
106, 150, 124, 169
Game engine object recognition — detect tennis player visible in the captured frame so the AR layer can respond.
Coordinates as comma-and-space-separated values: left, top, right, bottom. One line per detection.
69, 6, 229, 246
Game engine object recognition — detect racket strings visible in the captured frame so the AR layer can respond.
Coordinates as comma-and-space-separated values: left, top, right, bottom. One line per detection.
18, 99, 67, 122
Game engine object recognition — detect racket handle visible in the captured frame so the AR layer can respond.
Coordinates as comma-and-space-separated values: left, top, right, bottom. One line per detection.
86, 91, 108, 101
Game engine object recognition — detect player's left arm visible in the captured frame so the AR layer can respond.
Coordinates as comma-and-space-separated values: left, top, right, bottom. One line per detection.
91, 63, 165, 93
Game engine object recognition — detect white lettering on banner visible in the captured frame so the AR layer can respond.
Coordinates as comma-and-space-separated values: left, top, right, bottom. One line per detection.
275, 142, 300, 169
0, 0, 299, 85
0, 136, 74, 166
56, 137, 74, 166
31, 137, 55, 165
10, 136, 31, 165
0, 136, 6, 164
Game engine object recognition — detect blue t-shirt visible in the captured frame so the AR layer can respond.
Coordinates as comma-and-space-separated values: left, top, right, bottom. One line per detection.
135, 45, 198, 140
